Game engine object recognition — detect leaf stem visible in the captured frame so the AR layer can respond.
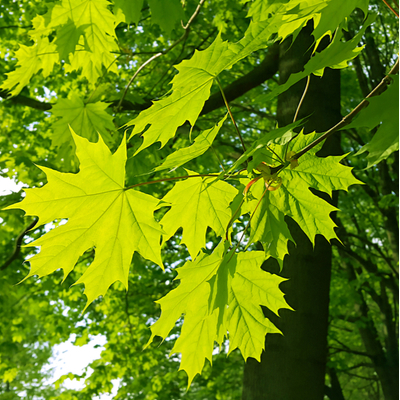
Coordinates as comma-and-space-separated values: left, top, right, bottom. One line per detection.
124, 173, 247, 190
216, 78, 247, 152
291, 58, 399, 162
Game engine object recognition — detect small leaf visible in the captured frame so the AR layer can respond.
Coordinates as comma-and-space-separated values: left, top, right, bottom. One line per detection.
113, 0, 144, 25
153, 115, 228, 172
350, 75, 399, 167
148, 0, 183, 34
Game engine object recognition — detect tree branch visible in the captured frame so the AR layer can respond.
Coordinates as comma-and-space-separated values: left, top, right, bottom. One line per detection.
1, 218, 38, 271
292, 58, 399, 161
0, 43, 279, 117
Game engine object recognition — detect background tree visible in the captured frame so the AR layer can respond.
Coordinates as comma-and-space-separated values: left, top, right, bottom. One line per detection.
0, 1, 398, 399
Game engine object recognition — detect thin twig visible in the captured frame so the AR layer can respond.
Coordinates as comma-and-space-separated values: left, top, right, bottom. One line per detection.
291, 58, 399, 162
382, 0, 399, 16
117, 52, 162, 111
216, 78, 247, 152
182, 0, 206, 29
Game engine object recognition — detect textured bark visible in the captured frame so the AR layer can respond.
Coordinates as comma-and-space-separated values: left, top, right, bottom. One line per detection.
324, 367, 346, 400
242, 25, 342, 400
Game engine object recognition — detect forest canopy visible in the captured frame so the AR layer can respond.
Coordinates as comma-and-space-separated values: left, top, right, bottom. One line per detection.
0, 0, 398, 399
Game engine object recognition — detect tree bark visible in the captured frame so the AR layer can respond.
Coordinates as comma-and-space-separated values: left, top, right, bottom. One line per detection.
242, 24, 342, 400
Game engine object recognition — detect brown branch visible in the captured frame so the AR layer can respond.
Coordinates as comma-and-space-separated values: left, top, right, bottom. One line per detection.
1, 42, 279, 119
1, 218, 38, 271
0, 90, 53, 111
292, 58, 399, 161
382, 0, 400, 16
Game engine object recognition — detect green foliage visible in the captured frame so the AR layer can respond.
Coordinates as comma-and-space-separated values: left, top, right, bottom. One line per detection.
351, 75, 399, 167
0, 0, 398, 396
51, 93, 115, 164
6, 131, 164, 307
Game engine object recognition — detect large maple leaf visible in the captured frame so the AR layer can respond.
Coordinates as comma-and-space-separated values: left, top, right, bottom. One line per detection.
5, 130, 164, 307
244, 131, 362, 265
146, 241, 291, 385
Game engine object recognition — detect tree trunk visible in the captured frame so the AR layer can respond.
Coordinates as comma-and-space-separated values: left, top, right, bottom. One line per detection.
242, 24, 342, 400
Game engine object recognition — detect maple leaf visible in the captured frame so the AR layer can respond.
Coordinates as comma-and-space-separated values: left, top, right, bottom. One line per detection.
160, 170, 238, 259
148, 0, 183, 34
5, 130, 164, 307
47, 0, 118, 82
113, 0, 144, 25
51, 92, 115, 163
126, 35, 232, 154
54, 19, 88, 61
153, 115, 228, 172
126, 0, 357, 154
1, 37, 59, 96
244, 131, 361, 264
349, 75, 399, 167
254, 13, 375, 105
147, 241, 291, 385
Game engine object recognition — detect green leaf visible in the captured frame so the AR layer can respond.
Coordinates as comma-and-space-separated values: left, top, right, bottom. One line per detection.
5, 130, 164, 308
244, 131, 361, 260
255, 13, 375, 105
1, 37, 59, 96
126, 35, 231, 154
221, 250, 289, 359
126, 0, 350, 154
244, 190, 294, 267
47, 0, 119, 82
113, 0, 144, 25
147, 241, 290, 385
148, 0, 183, 34
311, 0, 369, 45
161, 170, 238, 258
153, 115, 228, 173
54, 19, 87, 61
51, 92, 115, 154
350, 76, 399, 167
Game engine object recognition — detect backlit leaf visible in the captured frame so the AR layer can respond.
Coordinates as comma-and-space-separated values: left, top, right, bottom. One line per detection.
5, 130, 164, 308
